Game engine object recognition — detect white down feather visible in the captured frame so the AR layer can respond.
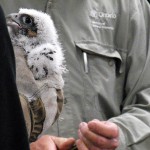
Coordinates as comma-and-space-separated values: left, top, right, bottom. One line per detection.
12, 8, 66, 80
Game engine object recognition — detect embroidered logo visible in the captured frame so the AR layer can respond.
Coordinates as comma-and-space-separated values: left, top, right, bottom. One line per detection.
90, 10, 116, 30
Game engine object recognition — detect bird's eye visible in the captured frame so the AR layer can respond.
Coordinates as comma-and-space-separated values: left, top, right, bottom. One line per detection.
22, 15, 33, 25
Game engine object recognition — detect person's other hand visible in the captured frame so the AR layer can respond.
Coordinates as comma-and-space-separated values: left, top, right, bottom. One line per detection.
76, 119, 119, 150
30, 135, 75, 150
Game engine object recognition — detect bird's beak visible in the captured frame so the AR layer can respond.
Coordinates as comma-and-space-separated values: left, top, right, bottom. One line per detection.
6, 13, 21, 34
6, 13, 21, 27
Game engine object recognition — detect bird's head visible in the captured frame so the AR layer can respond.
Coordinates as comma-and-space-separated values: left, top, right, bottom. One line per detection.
7, 11, 37, 37
6, 8, 59, 46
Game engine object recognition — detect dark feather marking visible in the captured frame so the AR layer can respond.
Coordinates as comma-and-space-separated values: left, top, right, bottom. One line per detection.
49, 51, 53, 54
45, 55, 53, 61
36, 68, 38, 72
43, 67, 48, 76
30, 65, 34, 69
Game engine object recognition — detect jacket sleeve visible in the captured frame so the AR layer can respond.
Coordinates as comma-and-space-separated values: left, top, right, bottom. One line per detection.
110, 0, 150, 149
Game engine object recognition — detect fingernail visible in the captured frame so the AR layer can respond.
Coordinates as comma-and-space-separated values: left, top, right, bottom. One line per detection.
93, 119, 99, 122
111, 138, 118, 143
79, 122, 87, 128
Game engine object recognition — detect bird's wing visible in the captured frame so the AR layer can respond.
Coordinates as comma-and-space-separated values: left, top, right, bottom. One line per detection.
27, 43, 65, 80
14, 45, 64, 142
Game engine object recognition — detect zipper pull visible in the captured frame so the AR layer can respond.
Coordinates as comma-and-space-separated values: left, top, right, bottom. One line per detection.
83, 52, 88, 73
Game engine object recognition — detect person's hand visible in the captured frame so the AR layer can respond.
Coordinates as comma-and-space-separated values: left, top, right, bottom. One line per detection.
30, 135, 75, 150
76, 119, 119, 150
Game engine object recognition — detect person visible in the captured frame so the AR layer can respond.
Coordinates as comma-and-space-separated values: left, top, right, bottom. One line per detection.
0, 6, 29, 150
1, 0, 150, 149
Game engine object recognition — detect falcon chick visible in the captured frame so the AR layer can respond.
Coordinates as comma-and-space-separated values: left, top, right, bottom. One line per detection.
7, 8, 66, 80
6, 8, 66, 142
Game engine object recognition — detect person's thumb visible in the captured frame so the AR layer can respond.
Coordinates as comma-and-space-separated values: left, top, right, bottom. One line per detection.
51, 136, 75, 150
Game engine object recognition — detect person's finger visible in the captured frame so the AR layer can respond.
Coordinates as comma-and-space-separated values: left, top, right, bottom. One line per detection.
88, 120, 119, 139
79, 122, 118, 149
76, 139, 89, 150
59, 138, 75, 150
30, 142, 37, 150
30, 135, 57, 150
77, 133, 108, 150
78, 129, 91, 148
78, 129, 103, 150
51, 136, 75, 150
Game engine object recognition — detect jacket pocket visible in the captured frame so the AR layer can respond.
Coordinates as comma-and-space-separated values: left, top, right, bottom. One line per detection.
75, 41, 123, 74
75, 40, 126, 120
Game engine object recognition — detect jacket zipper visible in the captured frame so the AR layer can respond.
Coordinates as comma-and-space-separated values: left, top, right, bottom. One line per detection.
83, 52, 88, 73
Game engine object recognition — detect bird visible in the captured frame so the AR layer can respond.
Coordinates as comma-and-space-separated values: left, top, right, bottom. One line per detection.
6, 8, 66, 142
7, 8, 66, 80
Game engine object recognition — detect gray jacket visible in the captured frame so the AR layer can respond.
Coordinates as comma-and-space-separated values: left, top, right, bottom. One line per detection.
2, 0, 150, 149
